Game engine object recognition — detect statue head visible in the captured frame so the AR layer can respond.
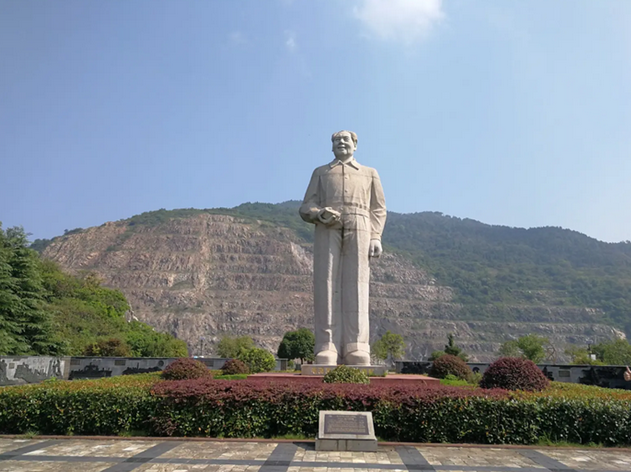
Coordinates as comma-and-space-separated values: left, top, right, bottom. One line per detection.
331, 130, 357, 159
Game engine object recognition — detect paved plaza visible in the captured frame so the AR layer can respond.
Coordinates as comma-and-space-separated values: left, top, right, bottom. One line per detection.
0, 438, 630, 472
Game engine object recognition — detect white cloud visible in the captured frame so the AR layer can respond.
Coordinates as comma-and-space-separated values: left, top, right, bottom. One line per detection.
285, 31, 297, 52
354, 0, 444, 43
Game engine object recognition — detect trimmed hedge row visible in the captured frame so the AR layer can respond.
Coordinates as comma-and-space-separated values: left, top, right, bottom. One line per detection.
0, 374, 158, 435
149, 380, 517, 442
2, 376, 631, 445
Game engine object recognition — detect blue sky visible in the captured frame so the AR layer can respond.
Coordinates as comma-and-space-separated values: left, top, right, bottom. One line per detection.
1, 0, 630, 242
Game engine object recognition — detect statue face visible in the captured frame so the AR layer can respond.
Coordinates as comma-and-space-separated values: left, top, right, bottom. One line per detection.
332, 132, 356, 159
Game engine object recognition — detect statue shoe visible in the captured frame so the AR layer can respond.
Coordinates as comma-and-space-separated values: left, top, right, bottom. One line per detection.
343, 350, 371, 366
315, 350, 338, 365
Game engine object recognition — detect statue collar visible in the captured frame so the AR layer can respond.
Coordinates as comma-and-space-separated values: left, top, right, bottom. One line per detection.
329, 158, 360, 170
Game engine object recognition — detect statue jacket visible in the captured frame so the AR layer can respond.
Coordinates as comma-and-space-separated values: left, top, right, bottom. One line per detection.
299, 158, 387, 241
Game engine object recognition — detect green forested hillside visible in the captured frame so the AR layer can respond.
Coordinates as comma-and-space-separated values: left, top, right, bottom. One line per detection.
384, 211, 631, 330
31, 201, 631, 336
2, 224, 188, 356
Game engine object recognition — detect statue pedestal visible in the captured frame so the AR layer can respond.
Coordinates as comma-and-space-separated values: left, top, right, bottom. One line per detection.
248, 372, 440, 386
301, 364, 388, 376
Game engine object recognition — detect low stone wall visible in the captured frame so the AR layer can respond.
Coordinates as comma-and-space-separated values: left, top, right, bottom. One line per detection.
0, 357, 69, 386
67, 357, 175, 380
0, 356, 289, 385
395, 360, 631, 390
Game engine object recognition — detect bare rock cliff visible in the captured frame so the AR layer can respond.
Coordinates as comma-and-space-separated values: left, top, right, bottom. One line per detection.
43, 214, 622, 361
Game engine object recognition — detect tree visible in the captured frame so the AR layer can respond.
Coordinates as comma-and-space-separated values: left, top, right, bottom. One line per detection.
84, 337, 132, 357
430, 334, 468, 362
0, 228, 21, 354
238, 347, 276, 373
216, 335, 255, 358
591, 339, 631, 365
372, 330, 406, 366
444, 333, 468, 361
498, 334, 548, 363
565, 345, 603, 365
498, 340, 520, 358
125, 321, 188, 357
0, 225, 62, 355
277, 328, 314, 363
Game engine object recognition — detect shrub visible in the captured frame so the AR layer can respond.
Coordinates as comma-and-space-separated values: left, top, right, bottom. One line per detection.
480, 357, 550, 391
440, 374, 470, 387
162, 358, 212, 381
0, 374, 159, 435
83, 337, 131, 357
323, 365, 369, 384
221, 359, 249, 375
429, 354, 472, 381
238, 348, 276, 373
3, 375, 631, 445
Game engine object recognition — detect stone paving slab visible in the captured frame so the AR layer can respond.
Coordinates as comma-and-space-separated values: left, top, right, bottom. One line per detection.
539, 448, 631, 470
1, 438, 631, 472
137, 466, 261, 472
292, 445, 404, 465
0, 438, 47, 455
0, 459, 118, 471
416, 447, 545, 468
24, 439, 160, 458
160, 442, 277, 460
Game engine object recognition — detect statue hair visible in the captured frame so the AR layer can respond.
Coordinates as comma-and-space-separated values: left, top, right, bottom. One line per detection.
331, 130, 358, 146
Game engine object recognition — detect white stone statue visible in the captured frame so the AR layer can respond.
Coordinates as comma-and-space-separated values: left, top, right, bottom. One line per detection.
300, 130, 387, 366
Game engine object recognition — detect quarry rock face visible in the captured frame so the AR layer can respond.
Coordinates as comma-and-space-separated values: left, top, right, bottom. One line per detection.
43, 214, 623, 362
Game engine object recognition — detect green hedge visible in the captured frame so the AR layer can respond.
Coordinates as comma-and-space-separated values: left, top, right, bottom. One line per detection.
0, 375, 159, 435
1, 376, 631, 445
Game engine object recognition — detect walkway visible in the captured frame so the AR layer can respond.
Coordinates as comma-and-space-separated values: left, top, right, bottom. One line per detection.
0, 437, 630, 472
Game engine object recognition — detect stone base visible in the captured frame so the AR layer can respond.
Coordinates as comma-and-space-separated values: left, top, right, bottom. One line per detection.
301, 364, 387, 376
248, 372, 440, 386
316, 438, 377, 452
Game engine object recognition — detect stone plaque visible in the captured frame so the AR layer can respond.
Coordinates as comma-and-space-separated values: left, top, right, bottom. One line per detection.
317, 410, 377, 452
324, 414, 369, 435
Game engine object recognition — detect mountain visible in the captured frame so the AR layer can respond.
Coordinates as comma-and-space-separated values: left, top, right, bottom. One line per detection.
38, 202, 631, 362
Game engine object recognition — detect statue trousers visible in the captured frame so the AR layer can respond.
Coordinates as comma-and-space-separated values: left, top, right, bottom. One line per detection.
313, 213, 371, 363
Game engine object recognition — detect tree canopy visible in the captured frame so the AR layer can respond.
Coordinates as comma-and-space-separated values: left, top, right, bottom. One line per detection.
429, 334, 468, 362
591, 339, 631, 365
0, 225, 62, 355
372, 330, 406, 365
277, 328, 315, 363
216, 335, 255, 358
498, 334, 549, 363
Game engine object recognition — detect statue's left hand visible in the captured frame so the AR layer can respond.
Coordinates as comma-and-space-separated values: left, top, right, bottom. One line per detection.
369, 239, 382, 258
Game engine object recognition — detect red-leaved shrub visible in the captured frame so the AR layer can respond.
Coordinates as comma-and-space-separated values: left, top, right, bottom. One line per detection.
162, 358, 212, 381
221, 359, 249, 375
150, 379, 511, 440
429, 354, 472, 381
480, 357, 549, 391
